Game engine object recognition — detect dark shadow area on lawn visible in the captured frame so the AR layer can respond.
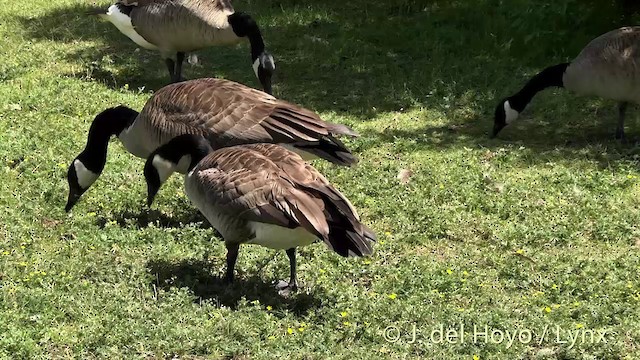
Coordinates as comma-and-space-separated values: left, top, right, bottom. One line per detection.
357, 115, 640, 170
147, 258, 327, 315
14, 0, 640, 160
95, 209, 211, 230
15, 1, 634, 115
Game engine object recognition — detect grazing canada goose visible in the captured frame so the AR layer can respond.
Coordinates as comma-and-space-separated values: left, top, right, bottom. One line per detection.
65, 78, 358, 211
91, 0, 275, 93
144, 134, 376, 293
493, 27, 640, 139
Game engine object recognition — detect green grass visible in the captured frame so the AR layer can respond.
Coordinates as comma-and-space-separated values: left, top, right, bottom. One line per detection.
2, 0, 640, 358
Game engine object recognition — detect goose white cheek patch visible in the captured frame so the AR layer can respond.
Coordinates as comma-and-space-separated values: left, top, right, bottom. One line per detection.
252, 58, 260, 79
504, 101, 520, 124
175, 155, 192, 174
73, 160, 99, 189
152, 155, 176, 183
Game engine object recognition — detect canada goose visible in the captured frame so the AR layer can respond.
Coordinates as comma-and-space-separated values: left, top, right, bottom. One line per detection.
144, 134, 376, 292
493, 27, 640, 139
91, 0, 275, 93
65, 78, 359, 211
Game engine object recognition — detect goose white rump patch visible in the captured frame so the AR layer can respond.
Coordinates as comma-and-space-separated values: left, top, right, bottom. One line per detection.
102, 5, 158, 50
73, 160, 99, 189
247, 222, 318, 250
504, 101, 520, 124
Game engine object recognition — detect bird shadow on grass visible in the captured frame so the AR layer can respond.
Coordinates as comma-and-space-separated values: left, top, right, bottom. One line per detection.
147, 258, 327, 315
15, 1, 628, 117
14, 0, 640, 154
356, 109, 640, 170
95, 208, 211, 230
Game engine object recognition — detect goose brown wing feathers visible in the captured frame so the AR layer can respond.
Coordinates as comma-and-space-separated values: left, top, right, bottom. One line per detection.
141, 79, 359, 165
191, 144, 374, 256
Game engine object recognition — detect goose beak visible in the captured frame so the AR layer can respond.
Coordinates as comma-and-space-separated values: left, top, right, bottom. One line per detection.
147, 185, 159, 208
65, 191, 82, 212
263, 79, 272, 95
259, 71, 272, 95
491, 123, 505, 138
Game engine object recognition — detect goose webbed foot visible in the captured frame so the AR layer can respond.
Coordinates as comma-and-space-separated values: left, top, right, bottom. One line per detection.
616, 102, 628, 142
275, 279, 298, 296
276, 248, 298, 296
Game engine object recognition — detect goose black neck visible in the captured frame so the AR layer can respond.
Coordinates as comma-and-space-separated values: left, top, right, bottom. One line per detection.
509, 63, 569, 112
228, 12, 266, 60
78, 106, 138, 173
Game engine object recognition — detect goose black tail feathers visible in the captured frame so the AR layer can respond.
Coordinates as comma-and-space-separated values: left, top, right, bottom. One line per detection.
315, 188, 376, 257
296, 135, 359, 166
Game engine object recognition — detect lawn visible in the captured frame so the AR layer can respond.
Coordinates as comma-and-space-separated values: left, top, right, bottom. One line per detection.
2, 0, 640, 358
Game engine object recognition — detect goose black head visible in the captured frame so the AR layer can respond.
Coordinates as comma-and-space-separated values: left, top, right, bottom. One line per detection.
228, 12, 275, 95
254, 51, 275, 95
492, 98, 520, 138
144, 134, 212, 207
65, 106, 138, 212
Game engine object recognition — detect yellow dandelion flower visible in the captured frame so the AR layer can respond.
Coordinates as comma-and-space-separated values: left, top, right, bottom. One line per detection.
462, 271, 469, 276
343, 321, 351, 327
473, 355, 480, 360
287, 328, 294, 335
627, 282, 633, 289
384, 231, 392, 236
266, 305, 272, 311
388, 293, 397, 300
544, 306, 552, 313
515, 249, 524, 255
446, 268, 453, 275
267, 336, 276, 341
340, 311, 348, 317
87, 212, 96, 217
575, 323, 584, 329
363, 260, 371, 265
552, 284, 558, 290
298, 327, 305, 332
2, 251, 9, 255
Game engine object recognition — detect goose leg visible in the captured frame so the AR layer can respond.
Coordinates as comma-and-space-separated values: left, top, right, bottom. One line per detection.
616, 102, 628, 141
165, 58, 177, 83
174, 52, 186, 82
224, 243, 240, 284
276, 248, 298, 294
